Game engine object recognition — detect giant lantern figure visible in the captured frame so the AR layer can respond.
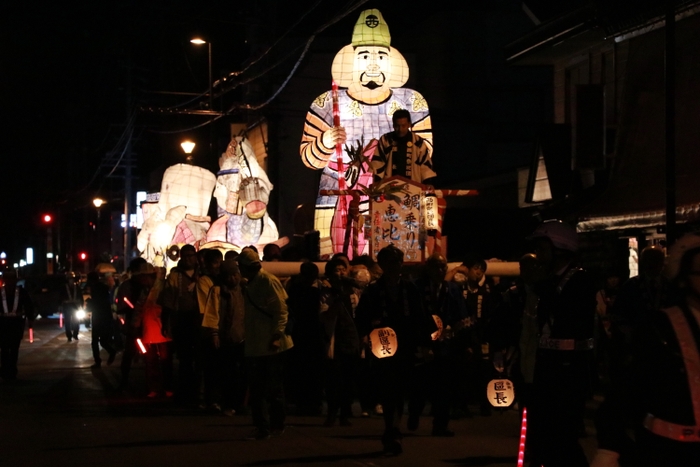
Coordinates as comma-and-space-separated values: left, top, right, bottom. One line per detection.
300, 9, 433, 257
137, 164, 217, 267
204, 136, 279, 249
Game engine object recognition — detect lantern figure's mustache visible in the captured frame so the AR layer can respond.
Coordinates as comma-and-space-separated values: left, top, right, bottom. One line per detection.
360, 72, 385, 89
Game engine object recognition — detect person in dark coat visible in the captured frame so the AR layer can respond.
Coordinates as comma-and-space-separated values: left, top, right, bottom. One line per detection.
0, 270, 35, 381
525, 220, 596, 467
320, 257, 360, 427
407, 252, 465, 437
591, 233, 700, 467
355, 245, 436, 455
160, 244, 200, 405
85, 271, 117, 368
285, 262, 324, 416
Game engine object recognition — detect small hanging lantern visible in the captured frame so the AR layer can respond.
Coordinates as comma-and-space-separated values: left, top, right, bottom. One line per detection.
369, 327, 398, 358
486, 378, 515, 408
239, 178, 268, 219
431, 314, 443, 341
423, 193, 439, 230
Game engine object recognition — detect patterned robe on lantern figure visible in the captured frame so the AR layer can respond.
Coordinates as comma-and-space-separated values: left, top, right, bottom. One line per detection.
300, 9, 434, 257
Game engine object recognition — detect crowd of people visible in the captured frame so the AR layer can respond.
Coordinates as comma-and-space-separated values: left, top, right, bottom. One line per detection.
2, 219, 699, 465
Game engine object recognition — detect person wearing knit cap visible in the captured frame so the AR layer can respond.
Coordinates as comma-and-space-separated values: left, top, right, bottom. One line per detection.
237, 248, 293, 440
300, 8, 434, 257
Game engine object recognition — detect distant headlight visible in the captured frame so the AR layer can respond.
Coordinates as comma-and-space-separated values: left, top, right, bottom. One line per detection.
75, 309, 86, 320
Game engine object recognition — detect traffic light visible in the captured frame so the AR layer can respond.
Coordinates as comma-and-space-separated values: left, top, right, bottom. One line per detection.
79, 252, 87, 261
42, 214, 52, 223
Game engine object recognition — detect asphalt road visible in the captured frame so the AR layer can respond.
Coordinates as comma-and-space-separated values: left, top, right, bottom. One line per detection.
1, 316, 598, 467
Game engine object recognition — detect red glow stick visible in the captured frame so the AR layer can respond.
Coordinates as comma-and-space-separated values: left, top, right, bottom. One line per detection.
119, 317, 125, 325
123, 297, 135, 309
136, 338, 147, 354
29, 328, 34, 343
517, 407, 528, 467
59, 313, 63, 328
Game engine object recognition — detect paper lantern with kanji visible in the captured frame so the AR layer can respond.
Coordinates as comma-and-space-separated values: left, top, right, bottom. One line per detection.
369, 327, 398, 358
486, 378, 515, 408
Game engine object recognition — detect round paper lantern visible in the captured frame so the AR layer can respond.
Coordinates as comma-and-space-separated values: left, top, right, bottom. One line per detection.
369, 327, 398, 358
486, 378, 515, 408
166, 244, 181, 262
431, 314, 443, 341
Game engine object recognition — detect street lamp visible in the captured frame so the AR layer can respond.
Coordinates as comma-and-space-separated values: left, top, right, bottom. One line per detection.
190, 38, 213, 112
191, 37, 214, 159
181, 140, 196, 164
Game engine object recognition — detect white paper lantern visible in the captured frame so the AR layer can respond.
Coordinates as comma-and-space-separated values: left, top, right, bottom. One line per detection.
369, 327, 398, 358
486, 378, 515, 408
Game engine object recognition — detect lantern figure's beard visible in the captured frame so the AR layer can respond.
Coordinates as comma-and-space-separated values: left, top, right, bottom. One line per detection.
359, 72, 386, 90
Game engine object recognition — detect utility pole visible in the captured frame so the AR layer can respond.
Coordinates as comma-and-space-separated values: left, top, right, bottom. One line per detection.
124, 56, 134, 266
665, 1, 676, 247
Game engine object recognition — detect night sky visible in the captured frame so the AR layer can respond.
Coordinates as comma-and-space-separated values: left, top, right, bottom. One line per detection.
1, 0, 553, 266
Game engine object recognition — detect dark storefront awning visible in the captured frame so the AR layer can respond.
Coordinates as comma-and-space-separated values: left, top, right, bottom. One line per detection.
575, 13, 700, 231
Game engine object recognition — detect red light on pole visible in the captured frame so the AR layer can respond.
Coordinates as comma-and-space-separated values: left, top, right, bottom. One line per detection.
43, 214, 52, 223
79, 252, 87, 261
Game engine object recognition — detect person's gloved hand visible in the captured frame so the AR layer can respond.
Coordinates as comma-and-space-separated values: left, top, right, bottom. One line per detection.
590, 449, 620, 467
322, 126, 347, 149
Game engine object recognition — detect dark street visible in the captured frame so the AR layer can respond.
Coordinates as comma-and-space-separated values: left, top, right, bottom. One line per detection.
1, 316, 597, 467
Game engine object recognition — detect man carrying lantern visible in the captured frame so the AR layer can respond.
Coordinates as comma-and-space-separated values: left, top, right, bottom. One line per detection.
355, 245, 436, 455
299, 8, 433, 257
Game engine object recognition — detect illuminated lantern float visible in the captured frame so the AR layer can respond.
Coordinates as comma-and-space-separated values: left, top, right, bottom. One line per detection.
138, 136, 279, 266
137, 164, 216, 267
204, 136, 279, 249
300, 9, 432, 257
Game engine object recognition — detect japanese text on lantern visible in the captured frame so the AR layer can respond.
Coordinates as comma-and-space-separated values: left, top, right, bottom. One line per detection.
378, 329, 393, 356
370, 182, 423, 262
424, 194, 438, 230
487, 379, 515, 408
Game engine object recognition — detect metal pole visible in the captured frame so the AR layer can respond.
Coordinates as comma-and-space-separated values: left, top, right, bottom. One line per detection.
665, 2, 676, 247
46, 226, 53, 275
124, 56, 133, 266
208, 41, 214, 160
208, 42, 213, 112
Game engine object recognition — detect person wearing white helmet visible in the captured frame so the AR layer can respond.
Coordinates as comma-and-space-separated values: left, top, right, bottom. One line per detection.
591, 233, 700, 466
524, 219, 596, 467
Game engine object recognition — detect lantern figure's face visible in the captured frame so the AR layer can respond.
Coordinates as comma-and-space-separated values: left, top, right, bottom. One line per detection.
349, 46, 391, 94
